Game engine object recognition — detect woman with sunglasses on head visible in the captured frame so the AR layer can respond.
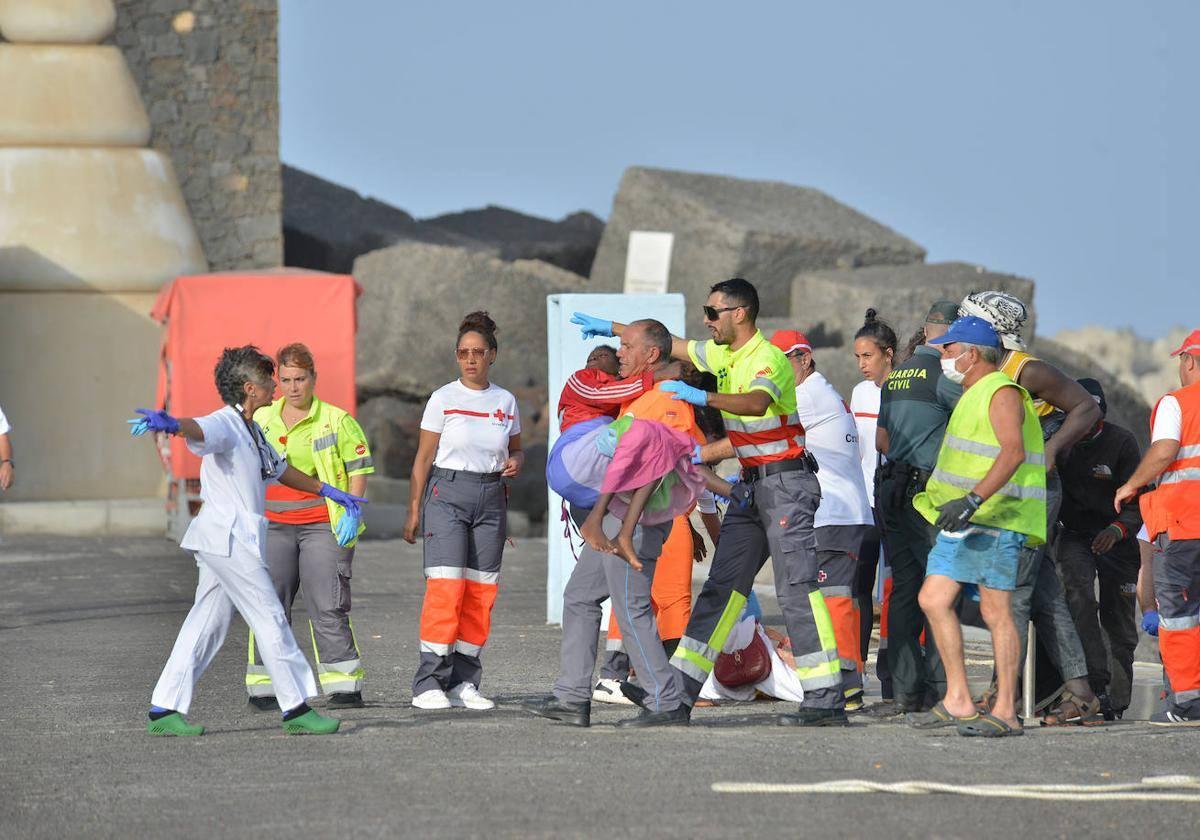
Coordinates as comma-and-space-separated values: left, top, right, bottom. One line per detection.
849, 309, 898, 704
246, 343, 375, 711
128, 345, 367, 737
404, 312, 523, 711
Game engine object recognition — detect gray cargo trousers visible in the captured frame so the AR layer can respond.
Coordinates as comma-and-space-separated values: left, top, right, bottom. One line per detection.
669, 468, 845, 710
246, 521, 361, 697
553, 512, 680, 711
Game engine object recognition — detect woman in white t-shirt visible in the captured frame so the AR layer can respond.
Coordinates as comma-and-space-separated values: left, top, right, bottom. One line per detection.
404, 312, 524, 712
849, 309, 897, 700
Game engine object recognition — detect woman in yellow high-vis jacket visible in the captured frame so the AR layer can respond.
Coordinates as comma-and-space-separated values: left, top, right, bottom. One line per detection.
246, 343, 375, 710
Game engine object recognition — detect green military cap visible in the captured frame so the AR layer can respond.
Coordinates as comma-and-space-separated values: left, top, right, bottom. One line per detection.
925, 301, 960, 325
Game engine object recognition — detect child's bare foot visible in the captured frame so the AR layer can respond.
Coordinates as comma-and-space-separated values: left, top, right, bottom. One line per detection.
580, 518, 612, 553
615, 532, 644, 571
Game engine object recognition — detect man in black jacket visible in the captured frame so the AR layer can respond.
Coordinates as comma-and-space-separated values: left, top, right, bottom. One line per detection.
1055, 379, 1143, 719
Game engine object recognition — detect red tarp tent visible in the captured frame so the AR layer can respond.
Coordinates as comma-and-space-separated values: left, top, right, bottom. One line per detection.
151, 270, 360, 490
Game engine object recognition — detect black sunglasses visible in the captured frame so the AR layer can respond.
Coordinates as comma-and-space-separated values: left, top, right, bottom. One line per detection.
703, 304, 743, 321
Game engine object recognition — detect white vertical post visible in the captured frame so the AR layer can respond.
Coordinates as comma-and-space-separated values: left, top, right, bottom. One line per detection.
1022, 622, 1036, 721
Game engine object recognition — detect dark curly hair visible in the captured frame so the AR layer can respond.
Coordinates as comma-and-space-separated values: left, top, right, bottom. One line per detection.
458, 311, 498, 352
214, 345, 275, 406
854, 308, 897, 355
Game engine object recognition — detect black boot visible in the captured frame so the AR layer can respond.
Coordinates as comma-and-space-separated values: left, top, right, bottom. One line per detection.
247, 696, 278, 712
619, 681, 648, 709
778, 706, 849, 727
327, 691, 364, 709
523, 695, 590, 727
616, 705, 691, 728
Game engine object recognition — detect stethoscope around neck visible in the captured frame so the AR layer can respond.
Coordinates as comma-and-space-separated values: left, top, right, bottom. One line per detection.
233, 403, 277, 481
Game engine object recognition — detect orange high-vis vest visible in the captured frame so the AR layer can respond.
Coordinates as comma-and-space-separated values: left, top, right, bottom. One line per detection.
1140, 380, 1200, 542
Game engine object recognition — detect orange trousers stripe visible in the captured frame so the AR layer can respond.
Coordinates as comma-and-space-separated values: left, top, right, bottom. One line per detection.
826, 595, 862, 672
1160, 625, 1200, 694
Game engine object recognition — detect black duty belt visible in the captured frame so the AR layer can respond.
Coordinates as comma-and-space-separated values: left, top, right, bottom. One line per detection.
741, 454, 816, 483
431, 466, 503, 483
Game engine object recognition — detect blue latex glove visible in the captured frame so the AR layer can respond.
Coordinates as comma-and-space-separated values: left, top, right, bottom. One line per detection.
127, 408, 180, 436
596, 427, 619, 458
1142, 610, 1159, 637
713, 474, 741, 504
319, 483, 368, 518
659, 380, 708, 406
570, 312, 614, 339
691, 444, 703, 465
334, 510, 361, 547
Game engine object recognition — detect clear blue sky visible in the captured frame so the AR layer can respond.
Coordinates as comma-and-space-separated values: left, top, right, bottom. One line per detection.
279, 1, 1196, 338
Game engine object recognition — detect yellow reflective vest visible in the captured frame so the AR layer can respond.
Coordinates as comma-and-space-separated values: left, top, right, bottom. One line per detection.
914, 371, 1048, 546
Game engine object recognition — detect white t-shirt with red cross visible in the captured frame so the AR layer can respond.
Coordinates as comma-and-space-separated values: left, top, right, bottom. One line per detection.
421, 380, 521, 473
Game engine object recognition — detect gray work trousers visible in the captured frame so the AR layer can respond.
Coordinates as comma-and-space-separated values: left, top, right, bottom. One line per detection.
1011, 472, 1088, 682
553, 513, 679, 711
414, 468, 507, 695
670, 468, 844, 710
247, 521, 360, 697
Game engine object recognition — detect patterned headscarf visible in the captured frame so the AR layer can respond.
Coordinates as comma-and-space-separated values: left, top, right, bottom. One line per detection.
959, 291, 1028, 351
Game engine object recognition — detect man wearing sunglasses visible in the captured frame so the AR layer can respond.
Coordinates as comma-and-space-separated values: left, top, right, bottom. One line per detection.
571, 278, 846, 726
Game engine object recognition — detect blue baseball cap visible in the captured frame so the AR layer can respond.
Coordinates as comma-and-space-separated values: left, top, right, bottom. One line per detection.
927, 316, 1001, 349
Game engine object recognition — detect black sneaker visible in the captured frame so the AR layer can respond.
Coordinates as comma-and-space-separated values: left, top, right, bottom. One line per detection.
619, 681, 649, 710
1150, 706, 1200, 727
327, 691, 364, 709
522, 695, 590, 727
778, 707, 850, 727
248, 696, 278, 712
615, 706, 690, 728
1098, 693, 1117, 721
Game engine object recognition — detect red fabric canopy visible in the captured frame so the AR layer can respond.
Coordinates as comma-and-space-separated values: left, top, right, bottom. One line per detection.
152, 270, 360, 480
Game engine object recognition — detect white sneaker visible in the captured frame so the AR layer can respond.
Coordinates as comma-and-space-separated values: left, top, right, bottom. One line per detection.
448, 682, 495, 710
411, 688, 451, 710
592, 678, 635, 705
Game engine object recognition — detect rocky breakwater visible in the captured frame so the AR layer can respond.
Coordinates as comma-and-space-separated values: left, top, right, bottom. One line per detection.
353, 242, 589, 526
589, 166, 926, 334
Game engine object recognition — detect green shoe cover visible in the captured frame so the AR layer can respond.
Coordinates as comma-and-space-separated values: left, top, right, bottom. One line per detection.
282, 709, 340, 735
146, 712, 204, 737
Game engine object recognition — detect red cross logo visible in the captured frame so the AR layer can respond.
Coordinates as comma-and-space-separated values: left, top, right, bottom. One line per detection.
493, 408, 510, 422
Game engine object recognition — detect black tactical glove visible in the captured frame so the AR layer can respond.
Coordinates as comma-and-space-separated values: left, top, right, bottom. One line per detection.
934, 492, 983, 532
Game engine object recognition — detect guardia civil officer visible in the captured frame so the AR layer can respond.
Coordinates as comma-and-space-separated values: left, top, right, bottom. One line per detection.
874, 301, 961, 715
572, 278, 846, 726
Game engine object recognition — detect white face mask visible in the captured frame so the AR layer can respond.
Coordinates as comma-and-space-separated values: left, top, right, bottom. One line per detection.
941, 352, 971, 384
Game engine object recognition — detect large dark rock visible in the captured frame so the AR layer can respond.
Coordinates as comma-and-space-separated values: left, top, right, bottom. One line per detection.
283, 166, 604, 277
421, 206, 604, 277
282, 165, 465, 273
589, 166, 926, 333
356, 396, 425, 480
790, 262, 1037, 352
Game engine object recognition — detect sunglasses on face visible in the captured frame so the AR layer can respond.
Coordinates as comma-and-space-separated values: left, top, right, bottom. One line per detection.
456, 348, 489, 360
702, 305, 742, 321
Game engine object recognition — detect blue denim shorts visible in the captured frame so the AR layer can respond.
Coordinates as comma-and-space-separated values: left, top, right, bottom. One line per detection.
925, 526, 1026, 591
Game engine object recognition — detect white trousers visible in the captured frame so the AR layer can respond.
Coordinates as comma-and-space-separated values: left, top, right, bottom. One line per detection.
151, 544, 317, 715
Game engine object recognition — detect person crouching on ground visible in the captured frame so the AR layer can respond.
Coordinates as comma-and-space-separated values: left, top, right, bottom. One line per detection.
130, 345, 367, 736
909, 317, 1047, 737
405, 311, 523, 712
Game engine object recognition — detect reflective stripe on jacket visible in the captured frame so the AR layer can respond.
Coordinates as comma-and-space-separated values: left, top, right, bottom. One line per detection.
256, 397, 370, 547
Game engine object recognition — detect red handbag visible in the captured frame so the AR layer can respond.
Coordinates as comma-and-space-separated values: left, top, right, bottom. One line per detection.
713, 630, 771, 687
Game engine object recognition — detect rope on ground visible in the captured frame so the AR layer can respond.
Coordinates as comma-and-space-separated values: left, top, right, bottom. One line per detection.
711, 775, 1200, 802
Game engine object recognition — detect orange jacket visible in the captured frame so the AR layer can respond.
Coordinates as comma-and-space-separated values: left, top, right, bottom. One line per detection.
1141, 381, 1200, 541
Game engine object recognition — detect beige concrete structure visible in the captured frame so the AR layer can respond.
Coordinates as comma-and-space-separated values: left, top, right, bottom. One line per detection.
0, 0, 115, 44
0, 45, 149, 145
0, 1, 206, 515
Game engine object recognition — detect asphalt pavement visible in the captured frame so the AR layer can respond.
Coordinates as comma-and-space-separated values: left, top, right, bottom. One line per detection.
1, 534, 1197, 839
